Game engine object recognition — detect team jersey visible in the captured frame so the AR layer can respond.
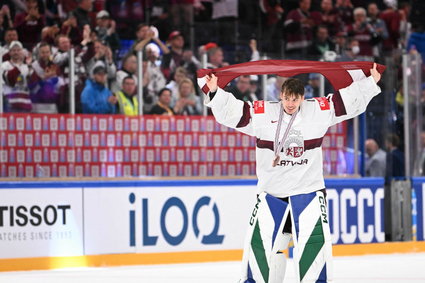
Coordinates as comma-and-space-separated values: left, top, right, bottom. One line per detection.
205, 75, 381, 198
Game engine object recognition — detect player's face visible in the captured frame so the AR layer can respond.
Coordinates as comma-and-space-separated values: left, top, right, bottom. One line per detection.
281, 93, 303, 115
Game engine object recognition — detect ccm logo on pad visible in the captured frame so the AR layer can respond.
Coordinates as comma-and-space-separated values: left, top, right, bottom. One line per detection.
314, 97, 330, 110
254, 101, 265, 114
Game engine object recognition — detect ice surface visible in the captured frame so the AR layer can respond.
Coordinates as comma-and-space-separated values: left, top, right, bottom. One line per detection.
0, 253, 425, 283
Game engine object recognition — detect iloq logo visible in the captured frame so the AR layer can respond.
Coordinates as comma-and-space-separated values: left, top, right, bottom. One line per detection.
128, 193, 224, 247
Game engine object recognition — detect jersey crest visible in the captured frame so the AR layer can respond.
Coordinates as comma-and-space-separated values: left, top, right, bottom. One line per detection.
284, 129, 304, 158
314, 97, 330, 111
254, 101, 265, 114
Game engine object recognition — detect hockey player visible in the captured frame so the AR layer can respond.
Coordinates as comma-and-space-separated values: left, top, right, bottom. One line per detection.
203, 63, 382, 283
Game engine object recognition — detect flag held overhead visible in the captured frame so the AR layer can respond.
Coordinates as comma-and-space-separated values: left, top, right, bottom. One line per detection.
197, 60, 386, 94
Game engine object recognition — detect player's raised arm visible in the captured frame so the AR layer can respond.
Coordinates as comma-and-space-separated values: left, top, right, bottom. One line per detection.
328, 62, 382, 126
205, 73, 218, 93
203, 75, 255, 137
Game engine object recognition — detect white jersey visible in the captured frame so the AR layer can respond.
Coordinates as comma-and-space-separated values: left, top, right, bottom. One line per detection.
205, 76, 381, 198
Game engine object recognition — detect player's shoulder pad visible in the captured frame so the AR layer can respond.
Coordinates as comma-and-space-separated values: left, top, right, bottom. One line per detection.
253, 100, 266, 114
312, 97, 330, 111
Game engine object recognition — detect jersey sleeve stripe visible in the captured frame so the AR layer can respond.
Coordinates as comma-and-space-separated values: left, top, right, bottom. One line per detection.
236, 102, 252, 128
331, 91, 347, 117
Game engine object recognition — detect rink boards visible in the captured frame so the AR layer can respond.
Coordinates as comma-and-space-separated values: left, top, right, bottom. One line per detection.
0, 178, 424, 271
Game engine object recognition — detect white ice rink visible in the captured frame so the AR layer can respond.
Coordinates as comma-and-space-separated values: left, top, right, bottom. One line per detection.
1, 253, 425, 283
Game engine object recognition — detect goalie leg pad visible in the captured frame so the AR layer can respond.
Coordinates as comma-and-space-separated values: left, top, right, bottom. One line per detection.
290, 190, 333, 283
240, 192, 291, 283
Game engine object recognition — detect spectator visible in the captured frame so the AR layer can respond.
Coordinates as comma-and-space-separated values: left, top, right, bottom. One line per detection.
173, 78, 202, 115
32, 25, 60, 58
211, 0, 238, 46
81, 65, 117, 114
385, 133, 405, 180
165, 66, 188, 107
115, 76, 138, 115
283, 0, 322, 58
407, 28, 425, 64
248, 75, 261, 101
1, 28, 28, 61
150, 87, 175, 116
0, 5, 13, 45
1, 40, 32, 112
380, 0, 403, 53
367, 2, 389, 59
29, 42, 64, 113
145, 43, 167, 104
335, 0, 353, 27
53, 31, 92, 113
14, 0, 44, 50
150, 0, 172, 42
207, 46, 228, 69
161, 30, 185, 80
114, 53, 138, 92
170, 0, 195, 40
225, 75, 258, 102
130, 24, 169, 58
72, 0, 93, 29
334, 31, 348, 55
60, 14, 82, 46
105, 0, 147, 39
304, 73, 321, 98
320, 0, 340, 37
308, 25, 336, 60
347, 7, 376, 58
266, 75, 287, 101
258, 0, 284, 53
337, 38, 361, 61
94, 10, 120, 56
85, 39, 116, 88
365, 138, 387, 176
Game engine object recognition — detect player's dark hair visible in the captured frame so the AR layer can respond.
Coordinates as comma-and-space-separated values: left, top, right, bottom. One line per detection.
281, 78, 305, 98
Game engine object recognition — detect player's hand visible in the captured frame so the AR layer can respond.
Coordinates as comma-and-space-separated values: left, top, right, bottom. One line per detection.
205, 73, 218, 93
370, 63, 381, 83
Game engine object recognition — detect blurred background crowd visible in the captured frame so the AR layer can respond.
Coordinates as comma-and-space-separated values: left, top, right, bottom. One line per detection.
0, 0, 423, 116
1, 0, 425, 178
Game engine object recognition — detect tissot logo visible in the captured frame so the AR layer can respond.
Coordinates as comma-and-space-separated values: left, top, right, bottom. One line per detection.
0, 205, 71, 227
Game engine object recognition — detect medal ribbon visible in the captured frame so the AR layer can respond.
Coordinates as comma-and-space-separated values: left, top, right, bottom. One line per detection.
273, 106, 298, 167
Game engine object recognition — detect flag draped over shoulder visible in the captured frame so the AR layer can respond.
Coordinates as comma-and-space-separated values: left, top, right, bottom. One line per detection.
196, 60, 386, 94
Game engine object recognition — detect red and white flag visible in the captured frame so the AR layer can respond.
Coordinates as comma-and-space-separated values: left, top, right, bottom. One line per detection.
197, 60, 386, 94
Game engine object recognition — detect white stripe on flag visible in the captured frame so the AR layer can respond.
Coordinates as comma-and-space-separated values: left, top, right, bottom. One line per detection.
197, 77, 207, 90
347, 69, 366, 82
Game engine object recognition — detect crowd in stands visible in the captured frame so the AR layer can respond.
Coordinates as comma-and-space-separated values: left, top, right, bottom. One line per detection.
0, 0, 423, 116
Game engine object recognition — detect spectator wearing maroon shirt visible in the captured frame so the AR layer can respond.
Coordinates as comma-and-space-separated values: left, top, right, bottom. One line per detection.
52, 32, 92, 113
380, 0, 404, 52
335, 0, 353, 27
284, 0, 322, 58
14, 0, 44, 50
346, 7, 376, 58
320, 0, 341, 37
161, 30, 185, 81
